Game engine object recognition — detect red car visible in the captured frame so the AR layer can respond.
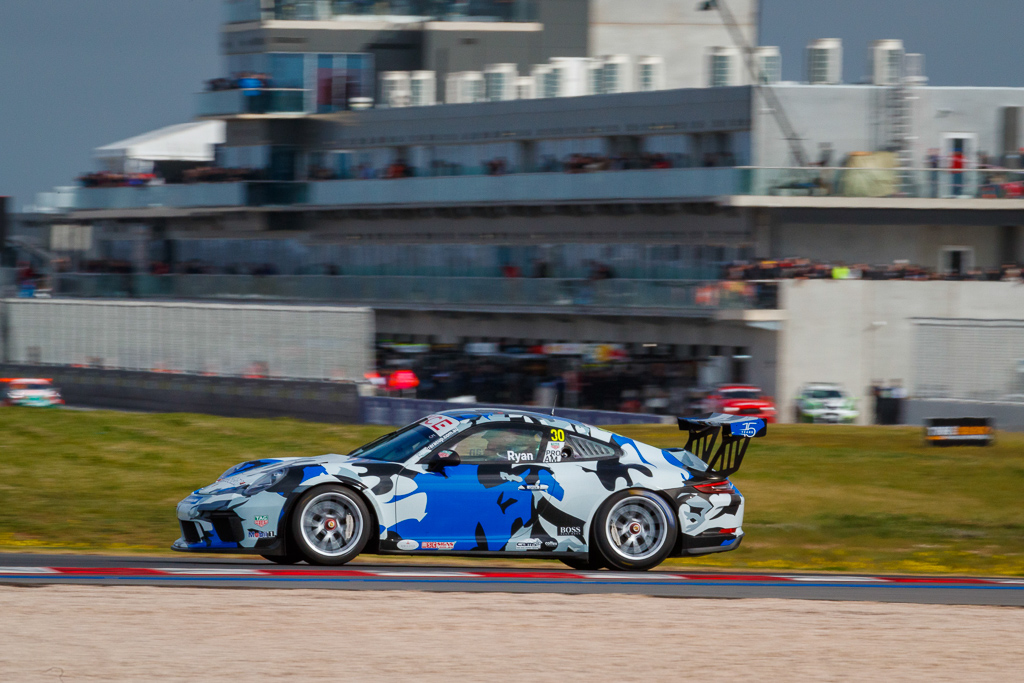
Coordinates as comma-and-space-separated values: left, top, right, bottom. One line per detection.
702, 385, 777, 423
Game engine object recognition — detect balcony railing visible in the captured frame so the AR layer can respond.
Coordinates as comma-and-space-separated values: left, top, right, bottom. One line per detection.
196, 89, 307, 117
49, 274, 775, 313
47, 166, 1024, 215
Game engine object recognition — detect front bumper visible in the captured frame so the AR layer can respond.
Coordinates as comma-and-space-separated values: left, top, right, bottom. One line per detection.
801, 408, 858, 424
174, 492, 287, 555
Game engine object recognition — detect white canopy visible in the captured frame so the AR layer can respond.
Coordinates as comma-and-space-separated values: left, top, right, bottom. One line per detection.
94, 121, 225, 165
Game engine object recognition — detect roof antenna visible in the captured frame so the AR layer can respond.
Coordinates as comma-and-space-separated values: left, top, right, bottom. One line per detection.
550, 388, 558, 416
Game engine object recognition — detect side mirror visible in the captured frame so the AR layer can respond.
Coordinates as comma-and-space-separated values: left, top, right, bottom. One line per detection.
426, 449, 461, 473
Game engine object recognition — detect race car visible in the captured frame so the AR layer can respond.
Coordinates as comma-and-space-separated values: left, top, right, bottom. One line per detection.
795, 383, 859, 423
1, 378, 64, 408
702, 384, 777, 423
173, 409, 766, 571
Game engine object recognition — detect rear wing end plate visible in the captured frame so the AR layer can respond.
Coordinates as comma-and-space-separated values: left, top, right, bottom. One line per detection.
677, 413, 767, 477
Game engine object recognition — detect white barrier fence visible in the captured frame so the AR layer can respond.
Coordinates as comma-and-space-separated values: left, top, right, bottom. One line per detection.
914, 319, 1024, 402
1, 299, 373, 381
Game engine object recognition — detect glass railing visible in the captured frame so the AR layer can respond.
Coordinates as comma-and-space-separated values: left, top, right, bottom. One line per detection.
48, 275, 776, 312
271, 0, 536, 22
48, 166, 1024, 215
196, 89, 308, 117
746, 167, 1024, 199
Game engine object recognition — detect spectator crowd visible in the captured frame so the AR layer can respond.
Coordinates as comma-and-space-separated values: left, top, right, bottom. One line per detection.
725, 258, 1024, 282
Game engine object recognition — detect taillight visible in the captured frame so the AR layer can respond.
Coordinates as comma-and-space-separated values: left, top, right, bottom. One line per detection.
693, 480, 736, 494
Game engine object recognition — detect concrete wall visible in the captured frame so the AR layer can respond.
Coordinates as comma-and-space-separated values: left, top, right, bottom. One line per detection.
769, 220, 1010, 271
589, 0, 758, 90
776, 280, 1024, 424
755, 85, 1024, 168
0, 364, 361, 423
1, 299, 374, 382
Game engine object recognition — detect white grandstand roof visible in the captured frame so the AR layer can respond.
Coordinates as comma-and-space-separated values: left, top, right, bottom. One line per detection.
93, 120, 225, 162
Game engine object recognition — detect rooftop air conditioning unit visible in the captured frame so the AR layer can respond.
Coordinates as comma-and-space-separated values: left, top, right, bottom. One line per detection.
484, 64, 518, 101
549, 57, 591, 97
708, 46, 740, 87
587, 59, 604, 95
807, 38, 842, 84
514, 75, 536, 100
380, 71, 412, 108
601, 54, 634, 94
904, 53, 927, 86
445, 71, 485, 104
409, 71, 436, 106
636, 56, 666, 92
532, 64, 555, 98
870, 39, 905, 85
753, 46, 781, 85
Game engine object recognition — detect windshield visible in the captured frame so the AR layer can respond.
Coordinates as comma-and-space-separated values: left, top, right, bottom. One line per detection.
721, 390, 761, 400
806, 389, 843, 399
11, 383, 50, 391
349, 424, 440, 462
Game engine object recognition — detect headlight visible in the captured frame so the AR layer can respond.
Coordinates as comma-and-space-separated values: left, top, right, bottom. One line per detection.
243, 468, 289, 496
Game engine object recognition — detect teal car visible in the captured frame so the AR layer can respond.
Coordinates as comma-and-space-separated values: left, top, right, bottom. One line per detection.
2, 378, 64, 408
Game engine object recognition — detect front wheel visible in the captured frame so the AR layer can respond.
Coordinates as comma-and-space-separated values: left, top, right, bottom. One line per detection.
593, 489, 677, 571
290, 485, 371, 566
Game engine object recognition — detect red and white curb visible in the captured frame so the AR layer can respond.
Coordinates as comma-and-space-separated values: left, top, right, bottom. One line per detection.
0, 566, 1021, 585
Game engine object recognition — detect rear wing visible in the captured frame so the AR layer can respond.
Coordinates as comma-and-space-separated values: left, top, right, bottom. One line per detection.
677, 413, 767, 477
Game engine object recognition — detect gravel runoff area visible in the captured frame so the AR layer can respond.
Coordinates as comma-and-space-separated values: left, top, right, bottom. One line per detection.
2, 586, 1023, 682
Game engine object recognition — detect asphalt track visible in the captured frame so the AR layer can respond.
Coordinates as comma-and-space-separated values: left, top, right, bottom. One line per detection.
2, 553, 1024, 605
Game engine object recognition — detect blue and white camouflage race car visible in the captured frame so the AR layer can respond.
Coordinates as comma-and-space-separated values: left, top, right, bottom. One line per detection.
174, 409, 766, 571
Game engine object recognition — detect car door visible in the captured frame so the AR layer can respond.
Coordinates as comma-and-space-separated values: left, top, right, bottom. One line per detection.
531, 428, 625, 552
394, 424, 546, 552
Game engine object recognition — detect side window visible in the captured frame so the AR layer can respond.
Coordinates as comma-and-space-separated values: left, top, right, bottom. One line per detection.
565, 433, 619, 460
446, 427, 544, 464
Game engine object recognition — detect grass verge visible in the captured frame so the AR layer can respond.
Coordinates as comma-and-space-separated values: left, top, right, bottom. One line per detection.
3, 408, 1023, 575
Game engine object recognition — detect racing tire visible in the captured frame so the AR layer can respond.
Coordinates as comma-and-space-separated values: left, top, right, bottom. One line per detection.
290, 485, 371, 566
559, 555, 606, 571
261, 552, 302, 565
593, 489, 677, 572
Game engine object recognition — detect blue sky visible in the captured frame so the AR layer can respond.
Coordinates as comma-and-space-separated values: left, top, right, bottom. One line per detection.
2, 0, 1023, 209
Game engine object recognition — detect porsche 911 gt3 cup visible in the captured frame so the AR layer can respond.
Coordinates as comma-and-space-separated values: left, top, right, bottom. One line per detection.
174, 409, 766, 571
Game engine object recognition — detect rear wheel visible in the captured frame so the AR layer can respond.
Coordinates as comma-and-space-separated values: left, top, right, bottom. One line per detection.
593, 489, 677, 571
290, 485, 371, 566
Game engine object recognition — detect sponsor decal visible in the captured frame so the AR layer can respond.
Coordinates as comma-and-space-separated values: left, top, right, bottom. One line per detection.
437, 450, 454, 459
254, 515, 269, 527
521, 484, 546, 491
737, 421, 760, 438
515, 538, 542, 551
925, 418, 993, 446
506, 450, 535, 463
421, 541, 456, 550
396, 539, 419, 551
543, 540, 558, 549
248, 530, 276, 539
559, 526, 582, 536
421, 414, 459, 437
